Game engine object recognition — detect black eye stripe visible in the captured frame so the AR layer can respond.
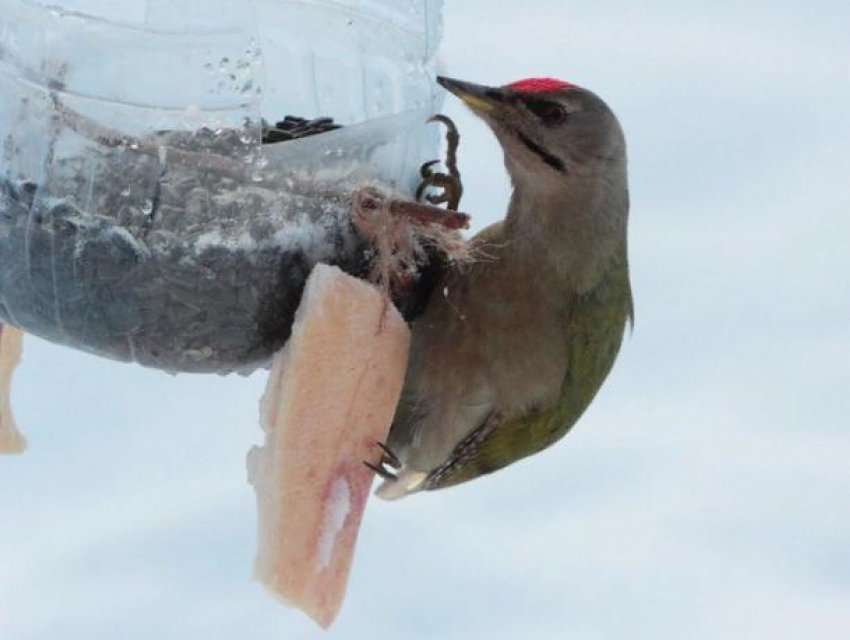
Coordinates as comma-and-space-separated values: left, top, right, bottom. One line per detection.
517, 131, 566, 172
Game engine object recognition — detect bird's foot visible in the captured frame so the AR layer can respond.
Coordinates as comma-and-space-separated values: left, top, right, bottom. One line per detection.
363, 441, 402, 482
416, 114, 464, 211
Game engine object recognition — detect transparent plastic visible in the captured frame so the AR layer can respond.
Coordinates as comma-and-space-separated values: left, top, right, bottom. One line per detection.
0, 0, 444, 373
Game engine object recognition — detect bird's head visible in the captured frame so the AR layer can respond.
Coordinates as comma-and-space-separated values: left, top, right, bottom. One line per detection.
438, 76, 625, 189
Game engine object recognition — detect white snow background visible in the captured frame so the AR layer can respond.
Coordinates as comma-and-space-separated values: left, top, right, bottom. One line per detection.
2, 0, 850, 638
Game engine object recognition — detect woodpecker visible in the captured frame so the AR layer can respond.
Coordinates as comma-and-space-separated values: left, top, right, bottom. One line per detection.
373, 76, 633, 499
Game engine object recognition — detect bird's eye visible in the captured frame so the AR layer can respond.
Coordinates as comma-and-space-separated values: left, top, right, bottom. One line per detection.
526, 100, 568, 126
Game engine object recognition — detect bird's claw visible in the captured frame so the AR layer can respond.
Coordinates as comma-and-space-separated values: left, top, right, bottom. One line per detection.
363, 461, 397, 482
416, 114, 463, 211
417, 166, 463, 211
363, 441, 402, 482
419, 159, 441, 180
377, 441, 402, 469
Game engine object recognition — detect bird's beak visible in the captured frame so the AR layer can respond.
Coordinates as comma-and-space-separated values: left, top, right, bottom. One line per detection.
437, 76, 504, 116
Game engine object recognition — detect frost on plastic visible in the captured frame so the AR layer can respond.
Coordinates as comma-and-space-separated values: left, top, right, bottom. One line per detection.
0, 0, 444, 374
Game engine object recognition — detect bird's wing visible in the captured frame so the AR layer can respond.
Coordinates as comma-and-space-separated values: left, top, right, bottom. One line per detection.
429, 251, 633, 490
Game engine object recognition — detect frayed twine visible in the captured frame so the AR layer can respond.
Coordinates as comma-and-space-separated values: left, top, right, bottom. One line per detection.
352, 186, 472, 296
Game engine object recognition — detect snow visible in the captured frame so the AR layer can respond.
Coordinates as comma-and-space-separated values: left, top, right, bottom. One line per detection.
316, 477, 351, 571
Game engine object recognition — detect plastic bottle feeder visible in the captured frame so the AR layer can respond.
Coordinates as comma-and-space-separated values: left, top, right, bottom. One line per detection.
0, 0, 444, 373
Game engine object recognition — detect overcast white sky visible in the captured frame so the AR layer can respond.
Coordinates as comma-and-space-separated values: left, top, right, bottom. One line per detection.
2, 1, 850, 638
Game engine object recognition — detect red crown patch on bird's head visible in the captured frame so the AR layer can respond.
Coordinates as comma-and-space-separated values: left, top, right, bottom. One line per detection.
508, 78, 576, 94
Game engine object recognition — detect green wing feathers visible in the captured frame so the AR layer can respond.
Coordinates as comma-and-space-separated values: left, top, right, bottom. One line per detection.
440, 254, 633, 488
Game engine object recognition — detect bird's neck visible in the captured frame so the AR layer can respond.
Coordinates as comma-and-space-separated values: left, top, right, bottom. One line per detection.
503, 171, 628, 293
